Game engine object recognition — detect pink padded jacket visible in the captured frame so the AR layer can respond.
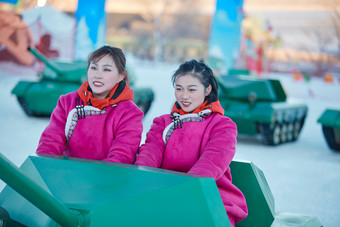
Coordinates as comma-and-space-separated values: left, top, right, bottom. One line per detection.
36, 91, 143, 164
135, 113, 248, 226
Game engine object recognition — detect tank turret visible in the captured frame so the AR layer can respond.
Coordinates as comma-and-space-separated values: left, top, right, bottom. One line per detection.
217, 75, 308, 145
11, 48, 154, 116
27, 47, 88, 83
317, 109, 340, 151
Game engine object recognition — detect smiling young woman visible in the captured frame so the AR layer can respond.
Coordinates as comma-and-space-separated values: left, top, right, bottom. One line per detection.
135, 59, 248, 226
36, 45, 143, 164
174, 74, 211, 113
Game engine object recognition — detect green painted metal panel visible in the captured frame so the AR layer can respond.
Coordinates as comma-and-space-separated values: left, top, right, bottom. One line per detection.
268, 79, 287, 102
218, 75, 287, 102
0, 154, 230, 227
232, 117, 257, 135
11, 81, 32, 97
317, 109, 340, 127
228, 69, 250, 76
248, 103, 274, 123
223, 101, 273, 135
229, 160, 275, 227
22, 81, 79, 114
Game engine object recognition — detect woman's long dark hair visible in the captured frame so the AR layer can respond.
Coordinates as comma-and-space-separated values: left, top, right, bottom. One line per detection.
172, 59, 219, 103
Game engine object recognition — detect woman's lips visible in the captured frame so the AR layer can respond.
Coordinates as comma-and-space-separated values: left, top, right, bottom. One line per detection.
181, 101, 191, 107
93, 81, 104, 87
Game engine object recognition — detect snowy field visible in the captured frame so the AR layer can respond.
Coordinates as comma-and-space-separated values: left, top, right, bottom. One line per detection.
1, 61, 340, 226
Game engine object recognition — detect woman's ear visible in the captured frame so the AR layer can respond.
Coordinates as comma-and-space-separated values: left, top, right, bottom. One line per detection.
118, 71, 126, 82
205, 84, 212, 96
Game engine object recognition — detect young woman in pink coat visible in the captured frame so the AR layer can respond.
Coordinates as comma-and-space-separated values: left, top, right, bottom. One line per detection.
135, 60, 248, 226
36, 46, 143, 164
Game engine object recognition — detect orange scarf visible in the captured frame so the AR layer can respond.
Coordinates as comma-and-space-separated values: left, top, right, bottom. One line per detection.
78, 80, 133, 110
171, 100, 224, 115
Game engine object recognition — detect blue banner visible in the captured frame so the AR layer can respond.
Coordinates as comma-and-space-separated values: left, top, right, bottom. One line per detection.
74, 0, 107, 60
208, 0, 244, 74
0, 0, 18, 4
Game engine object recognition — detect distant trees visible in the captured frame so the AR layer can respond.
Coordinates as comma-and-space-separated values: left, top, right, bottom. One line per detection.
329, 4, 340, 59
133, 0, 210, 61
301, 0, 340, 76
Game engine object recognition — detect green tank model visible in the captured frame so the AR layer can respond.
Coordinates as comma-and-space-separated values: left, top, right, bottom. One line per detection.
217, 74, 308, 146
11, 48, 154, 117
317, 109, 340, 151
0, 153, 231, 226
0, 154, 322, 226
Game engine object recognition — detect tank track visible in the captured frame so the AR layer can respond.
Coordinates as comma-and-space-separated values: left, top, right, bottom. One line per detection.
16, 97, 49, 117
322, 126, 340, 151
258, 117, 306, 146
17, 97, 35, 117
135, 100, 152, 115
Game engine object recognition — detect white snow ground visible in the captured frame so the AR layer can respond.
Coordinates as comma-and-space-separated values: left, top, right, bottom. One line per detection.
1, 60, 340, 226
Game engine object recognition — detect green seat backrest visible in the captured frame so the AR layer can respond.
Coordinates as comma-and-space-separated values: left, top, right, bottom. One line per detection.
230, 160, 275, 227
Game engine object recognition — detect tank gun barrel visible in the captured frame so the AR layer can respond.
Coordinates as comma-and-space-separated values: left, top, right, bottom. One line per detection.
28, 47, 63, 74
0, 153, 81, 227
216, 75, 287, 102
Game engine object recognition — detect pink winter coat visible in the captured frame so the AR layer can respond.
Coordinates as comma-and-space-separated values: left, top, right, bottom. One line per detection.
135, 112, 248, 226
36, 91, 143, 164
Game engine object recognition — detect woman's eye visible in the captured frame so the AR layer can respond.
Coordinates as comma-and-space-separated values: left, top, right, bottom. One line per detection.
175, 87, 182, 91
189, 89, 196, 92
104, 68, 111, 72
90, 66, 97, 70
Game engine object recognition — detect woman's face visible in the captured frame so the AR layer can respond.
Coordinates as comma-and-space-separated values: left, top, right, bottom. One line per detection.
87, 54, 125, 99
175, 74, 211, 112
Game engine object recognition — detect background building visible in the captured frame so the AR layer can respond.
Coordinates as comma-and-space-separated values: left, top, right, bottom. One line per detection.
1, 0, 339, 75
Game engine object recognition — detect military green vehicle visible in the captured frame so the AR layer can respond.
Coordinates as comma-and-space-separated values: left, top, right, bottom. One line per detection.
217, 74, 308, 146
0, 153, 231, 226
11, 48, 154, 117
317, 109, 340, 151
0, 153, 322, 226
